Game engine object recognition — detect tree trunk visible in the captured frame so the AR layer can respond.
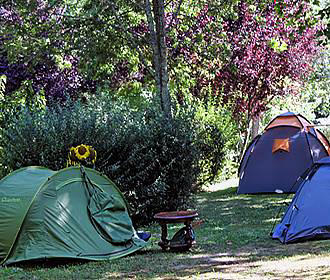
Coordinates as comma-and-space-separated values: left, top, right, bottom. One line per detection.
239, 114, 260, 163
251, 115, 260, 139
239, 121, 251, 163
145, 0, 172, 119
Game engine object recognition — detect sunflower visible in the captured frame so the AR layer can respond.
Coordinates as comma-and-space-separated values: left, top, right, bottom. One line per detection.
67, 144, 97, 167
67, 147, 79, 166
69, 147, 78, 161
88, 146, 97, 164
75, 144, 90, 161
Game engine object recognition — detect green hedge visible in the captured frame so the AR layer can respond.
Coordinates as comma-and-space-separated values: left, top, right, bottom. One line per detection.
0, 97, 224, 226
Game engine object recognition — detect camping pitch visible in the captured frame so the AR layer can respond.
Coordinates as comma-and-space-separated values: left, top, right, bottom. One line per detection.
0, 166, 148, 265
272, 157, 330, 243
238, 112, 330, 194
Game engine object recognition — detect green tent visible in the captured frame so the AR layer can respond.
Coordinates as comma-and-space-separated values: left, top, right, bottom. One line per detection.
0, 166, 148, 265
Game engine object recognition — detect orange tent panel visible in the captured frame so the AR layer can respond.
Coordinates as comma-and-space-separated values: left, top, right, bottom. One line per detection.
272, 138, 290, 153
316, 131, 330, 156
266, 115, 312, 130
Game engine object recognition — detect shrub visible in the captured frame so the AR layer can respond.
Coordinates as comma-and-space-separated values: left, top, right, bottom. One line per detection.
0, 96, 224, 226
190, 99, 240, 181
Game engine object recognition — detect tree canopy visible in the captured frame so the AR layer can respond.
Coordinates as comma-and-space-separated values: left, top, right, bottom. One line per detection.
0, 0, 327, 119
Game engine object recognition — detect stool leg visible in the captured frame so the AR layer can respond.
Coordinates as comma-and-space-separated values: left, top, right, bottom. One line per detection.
158, 223, 169, 250
184, 222, 195, 249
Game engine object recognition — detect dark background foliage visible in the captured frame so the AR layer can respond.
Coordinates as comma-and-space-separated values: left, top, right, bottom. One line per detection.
0, 97, 224, 226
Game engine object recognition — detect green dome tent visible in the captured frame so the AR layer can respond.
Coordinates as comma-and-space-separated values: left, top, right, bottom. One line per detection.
0, 166, 148, 265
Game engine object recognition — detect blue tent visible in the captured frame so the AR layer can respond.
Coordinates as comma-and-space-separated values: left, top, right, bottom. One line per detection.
272, 157, 330, 243
238, 112, 330, 194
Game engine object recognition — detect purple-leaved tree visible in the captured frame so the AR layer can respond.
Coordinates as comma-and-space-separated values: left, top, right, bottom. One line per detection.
212, 0, 323, 149
0, 2, 95, 103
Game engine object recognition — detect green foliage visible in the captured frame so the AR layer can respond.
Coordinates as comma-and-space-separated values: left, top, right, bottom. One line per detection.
269, 38, 288, 53
0, 95, 224, 226
0, 79, 46, 129
193, 99, 240, 181
0, 77, 46, 179
260, 93, 317, 130
260, 44, 330, 129
308, 45, 330, 118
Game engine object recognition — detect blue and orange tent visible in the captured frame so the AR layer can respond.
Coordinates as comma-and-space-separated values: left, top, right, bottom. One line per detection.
238, 112, 330, 194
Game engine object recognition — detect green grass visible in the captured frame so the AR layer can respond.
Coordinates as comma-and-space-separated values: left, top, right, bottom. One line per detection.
2, 186, 330, 279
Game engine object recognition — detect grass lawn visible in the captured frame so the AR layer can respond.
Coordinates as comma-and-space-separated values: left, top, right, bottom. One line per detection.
2, 185, 330, 279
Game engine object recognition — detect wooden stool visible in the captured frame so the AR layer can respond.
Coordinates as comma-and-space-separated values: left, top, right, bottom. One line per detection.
154, 210, 198, 251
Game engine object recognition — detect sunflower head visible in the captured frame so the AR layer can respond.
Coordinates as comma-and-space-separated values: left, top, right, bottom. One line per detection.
75, 144, 90, 161
67, 144, 97, 167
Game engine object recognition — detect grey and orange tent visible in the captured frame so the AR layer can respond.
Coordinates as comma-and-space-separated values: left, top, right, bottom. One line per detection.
237, 112, 330, 194
0, 166, 148, 265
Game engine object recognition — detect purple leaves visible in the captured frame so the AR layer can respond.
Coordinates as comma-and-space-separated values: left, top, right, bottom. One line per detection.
212, 1, 322, 119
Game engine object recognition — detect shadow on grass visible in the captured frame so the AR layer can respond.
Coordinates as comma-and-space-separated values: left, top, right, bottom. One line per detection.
90, 239, 330, 280
14, 257, 91, 267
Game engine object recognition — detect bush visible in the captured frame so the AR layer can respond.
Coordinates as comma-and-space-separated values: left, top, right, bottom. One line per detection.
193, 100, 240, 181
0, 96, 224, 226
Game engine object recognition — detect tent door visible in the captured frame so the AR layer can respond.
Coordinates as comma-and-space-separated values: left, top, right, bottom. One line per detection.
81, 168, 134, 244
